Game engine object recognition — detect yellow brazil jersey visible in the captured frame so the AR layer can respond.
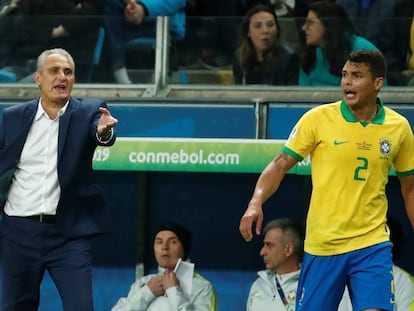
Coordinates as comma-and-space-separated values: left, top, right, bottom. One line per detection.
283, 99, 414, 256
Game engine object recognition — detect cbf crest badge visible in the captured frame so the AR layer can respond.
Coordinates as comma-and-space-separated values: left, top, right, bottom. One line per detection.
379, 137, 391, 156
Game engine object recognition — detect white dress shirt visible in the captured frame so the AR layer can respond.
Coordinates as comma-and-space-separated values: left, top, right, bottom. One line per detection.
4, 100, 68, 216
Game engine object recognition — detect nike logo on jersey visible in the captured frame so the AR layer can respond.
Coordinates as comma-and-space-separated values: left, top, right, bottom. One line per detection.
333, 140, 349, 145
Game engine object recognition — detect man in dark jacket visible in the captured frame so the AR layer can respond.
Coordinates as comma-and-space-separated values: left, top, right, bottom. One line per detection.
0, 48, 118, 311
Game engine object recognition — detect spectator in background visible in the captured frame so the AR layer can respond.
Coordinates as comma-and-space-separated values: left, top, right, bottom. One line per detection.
180, 0, 279, 70
112, 222, 217, 311
247, 218, 304, 311
336, 0, 412, 86
233, 4, 299, 85
1, 0, 103, 82
292, 0, 336, 49
103, 0, 186, 84
299, 1, 380, 86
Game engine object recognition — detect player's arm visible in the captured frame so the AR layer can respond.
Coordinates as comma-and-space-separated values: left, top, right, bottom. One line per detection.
239, 152, 297, 241
399, 174, 414, 230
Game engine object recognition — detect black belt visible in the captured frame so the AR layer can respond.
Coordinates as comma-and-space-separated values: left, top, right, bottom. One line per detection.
25, 214, 56, 224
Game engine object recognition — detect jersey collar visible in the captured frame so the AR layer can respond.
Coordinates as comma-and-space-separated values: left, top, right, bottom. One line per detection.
340, 98, 385, 124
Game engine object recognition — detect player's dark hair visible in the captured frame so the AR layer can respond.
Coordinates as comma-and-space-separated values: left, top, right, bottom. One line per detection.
347, 50, 387, 78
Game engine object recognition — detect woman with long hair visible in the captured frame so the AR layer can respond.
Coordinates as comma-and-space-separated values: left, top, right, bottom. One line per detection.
233, 4, 299, 85
299, 1, 380, 86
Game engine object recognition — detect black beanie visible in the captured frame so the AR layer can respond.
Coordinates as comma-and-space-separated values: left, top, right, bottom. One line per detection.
155, 223, 192, 260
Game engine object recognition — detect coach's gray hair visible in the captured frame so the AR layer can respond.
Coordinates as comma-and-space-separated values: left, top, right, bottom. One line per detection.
36, 48, 75, 73
263, 217, 304, 262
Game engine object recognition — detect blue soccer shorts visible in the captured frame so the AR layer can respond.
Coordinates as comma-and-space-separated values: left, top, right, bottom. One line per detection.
296, 241, 394, 311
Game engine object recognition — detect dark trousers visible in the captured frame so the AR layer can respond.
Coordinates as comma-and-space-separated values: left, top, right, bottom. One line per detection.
1, 215, 93, 311
104, 0, 156, 70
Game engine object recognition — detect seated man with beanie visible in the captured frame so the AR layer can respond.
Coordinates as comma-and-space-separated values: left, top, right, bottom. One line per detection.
112, 222, 217, 311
